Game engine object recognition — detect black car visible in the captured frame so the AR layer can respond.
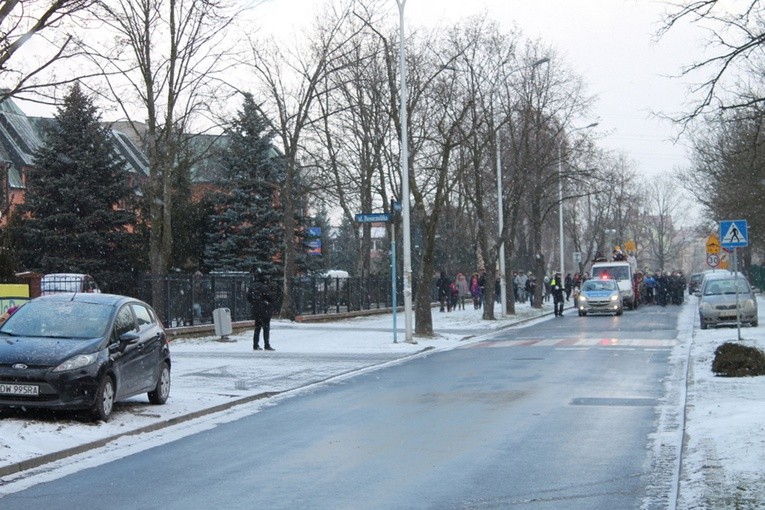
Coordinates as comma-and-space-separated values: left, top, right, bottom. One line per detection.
0, 293, 171, 421
688, 272, 703, 295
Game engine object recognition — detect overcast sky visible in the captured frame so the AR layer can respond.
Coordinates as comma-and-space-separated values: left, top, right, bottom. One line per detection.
257, 0, 708, 182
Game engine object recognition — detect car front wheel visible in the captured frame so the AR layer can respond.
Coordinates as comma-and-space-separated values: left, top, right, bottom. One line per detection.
148, 362, 171, 405
92, 375, 115, 422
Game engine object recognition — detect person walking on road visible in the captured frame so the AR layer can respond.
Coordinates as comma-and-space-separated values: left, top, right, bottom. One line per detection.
248, 272, 276, 351
551, 272, 565, 317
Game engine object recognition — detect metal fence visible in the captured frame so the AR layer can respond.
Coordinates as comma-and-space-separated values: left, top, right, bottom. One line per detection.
9, 272, 439, 326
134, 273, 429, 326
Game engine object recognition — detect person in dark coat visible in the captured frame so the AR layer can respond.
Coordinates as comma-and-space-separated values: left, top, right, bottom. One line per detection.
550, 272, 565, 317
437, 270, 451, 312
247, 274, 275, 351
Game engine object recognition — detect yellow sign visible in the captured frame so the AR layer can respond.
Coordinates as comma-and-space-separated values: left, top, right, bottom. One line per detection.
624, 240, 636, 252
706, 234, 720, 254
0, 284, 29, 315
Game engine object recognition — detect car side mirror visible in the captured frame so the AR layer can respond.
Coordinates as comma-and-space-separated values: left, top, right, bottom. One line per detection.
117, 332, 140, 351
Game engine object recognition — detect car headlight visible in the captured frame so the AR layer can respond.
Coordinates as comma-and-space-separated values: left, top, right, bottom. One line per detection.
610, 294, 619, 302
700, 302, 713, 312
578, 295, 587, 302
742, 299, 756, 311
53, 353, 98, 372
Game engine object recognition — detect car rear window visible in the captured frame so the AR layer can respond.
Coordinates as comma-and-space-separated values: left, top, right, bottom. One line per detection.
704, 278, 751, 296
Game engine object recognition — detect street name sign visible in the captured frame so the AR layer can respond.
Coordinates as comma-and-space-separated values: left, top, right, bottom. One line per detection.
355, 213, 391, 223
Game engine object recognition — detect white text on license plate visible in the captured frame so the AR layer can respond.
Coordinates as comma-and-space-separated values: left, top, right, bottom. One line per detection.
0, 383, 39, 396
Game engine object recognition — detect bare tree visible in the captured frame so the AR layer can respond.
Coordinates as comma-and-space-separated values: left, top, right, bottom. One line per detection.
679, 108, 765, 254
506, 44, 596, 308
78, 0, 240, 283
643, 180, 690, 271
245, 2, 362, 319
440, 18, 498, 320
310, 7, 393, 278
564, 149, 621, 272
0, 0, 97, 105
661, 0, 765, 121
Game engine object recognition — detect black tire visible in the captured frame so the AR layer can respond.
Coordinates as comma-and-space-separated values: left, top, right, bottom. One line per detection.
148, 362, 171, 405
752, 320, 759, 328
92, 375, 115, 422
616, 308, 623, 316
700, 320, 708, 330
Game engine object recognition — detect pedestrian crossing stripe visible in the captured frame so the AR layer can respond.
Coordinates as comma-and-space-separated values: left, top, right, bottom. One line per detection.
720, 220, 748, 248
470, 338, 676, 348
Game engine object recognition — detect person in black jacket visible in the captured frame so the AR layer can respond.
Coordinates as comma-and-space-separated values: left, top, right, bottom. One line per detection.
551, 272, 565, 317
247, 274, 275, 351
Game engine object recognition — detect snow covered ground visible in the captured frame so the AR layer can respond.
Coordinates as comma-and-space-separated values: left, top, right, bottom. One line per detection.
0, 297, 764, 508
676, 296, 765, 509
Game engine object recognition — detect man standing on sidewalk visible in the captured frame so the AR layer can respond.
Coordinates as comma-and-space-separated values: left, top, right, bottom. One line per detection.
248, 272, 275, 351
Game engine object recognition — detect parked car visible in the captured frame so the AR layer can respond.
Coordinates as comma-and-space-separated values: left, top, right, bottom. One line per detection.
0, 293, 170, 421
688, 272, 703, 295
698, 274, 758, 330
576, 277, 623, 316
41, 273, 101, 295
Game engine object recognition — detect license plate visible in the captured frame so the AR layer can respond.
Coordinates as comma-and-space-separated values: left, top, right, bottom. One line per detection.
0, 383, 39, 396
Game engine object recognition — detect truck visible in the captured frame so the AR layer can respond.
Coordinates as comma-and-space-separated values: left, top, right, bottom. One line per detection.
590, 260, 637, 310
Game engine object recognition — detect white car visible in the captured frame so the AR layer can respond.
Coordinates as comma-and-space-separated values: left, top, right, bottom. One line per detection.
577, 278, 623, 316
41, 273, 101, 295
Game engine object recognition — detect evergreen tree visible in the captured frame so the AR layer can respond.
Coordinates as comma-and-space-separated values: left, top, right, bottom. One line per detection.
170, 147, 213, 272
15, 83, 138, 276
330, 217, 360, 275
300, 207, 333, 275
203, 93, 284, 277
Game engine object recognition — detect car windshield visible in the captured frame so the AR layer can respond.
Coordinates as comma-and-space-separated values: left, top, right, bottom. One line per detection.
583, 280, 617, 292
592, 267, 629, 280
0, 300, 112, 338
703, 279, 751, 296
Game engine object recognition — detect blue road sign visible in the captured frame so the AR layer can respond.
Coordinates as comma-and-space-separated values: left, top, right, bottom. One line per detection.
720, 220, 748, 249
355, 213, 391, 223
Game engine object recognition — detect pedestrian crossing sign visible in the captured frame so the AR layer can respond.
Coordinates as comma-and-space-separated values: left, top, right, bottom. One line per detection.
720, 220, 748, 249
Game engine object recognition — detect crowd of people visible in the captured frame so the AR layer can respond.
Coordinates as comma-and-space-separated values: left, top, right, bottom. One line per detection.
639, 270, 687, 306
434, 259, 688, 314
437, 270, 483, 312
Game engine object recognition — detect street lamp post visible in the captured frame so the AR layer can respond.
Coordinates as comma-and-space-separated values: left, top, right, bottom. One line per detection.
494, 57, 548, 317
558, 122, 598, 278
396, 0, 415, 344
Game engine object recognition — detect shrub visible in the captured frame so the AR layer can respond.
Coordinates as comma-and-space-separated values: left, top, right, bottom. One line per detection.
712, 342, 765, 377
